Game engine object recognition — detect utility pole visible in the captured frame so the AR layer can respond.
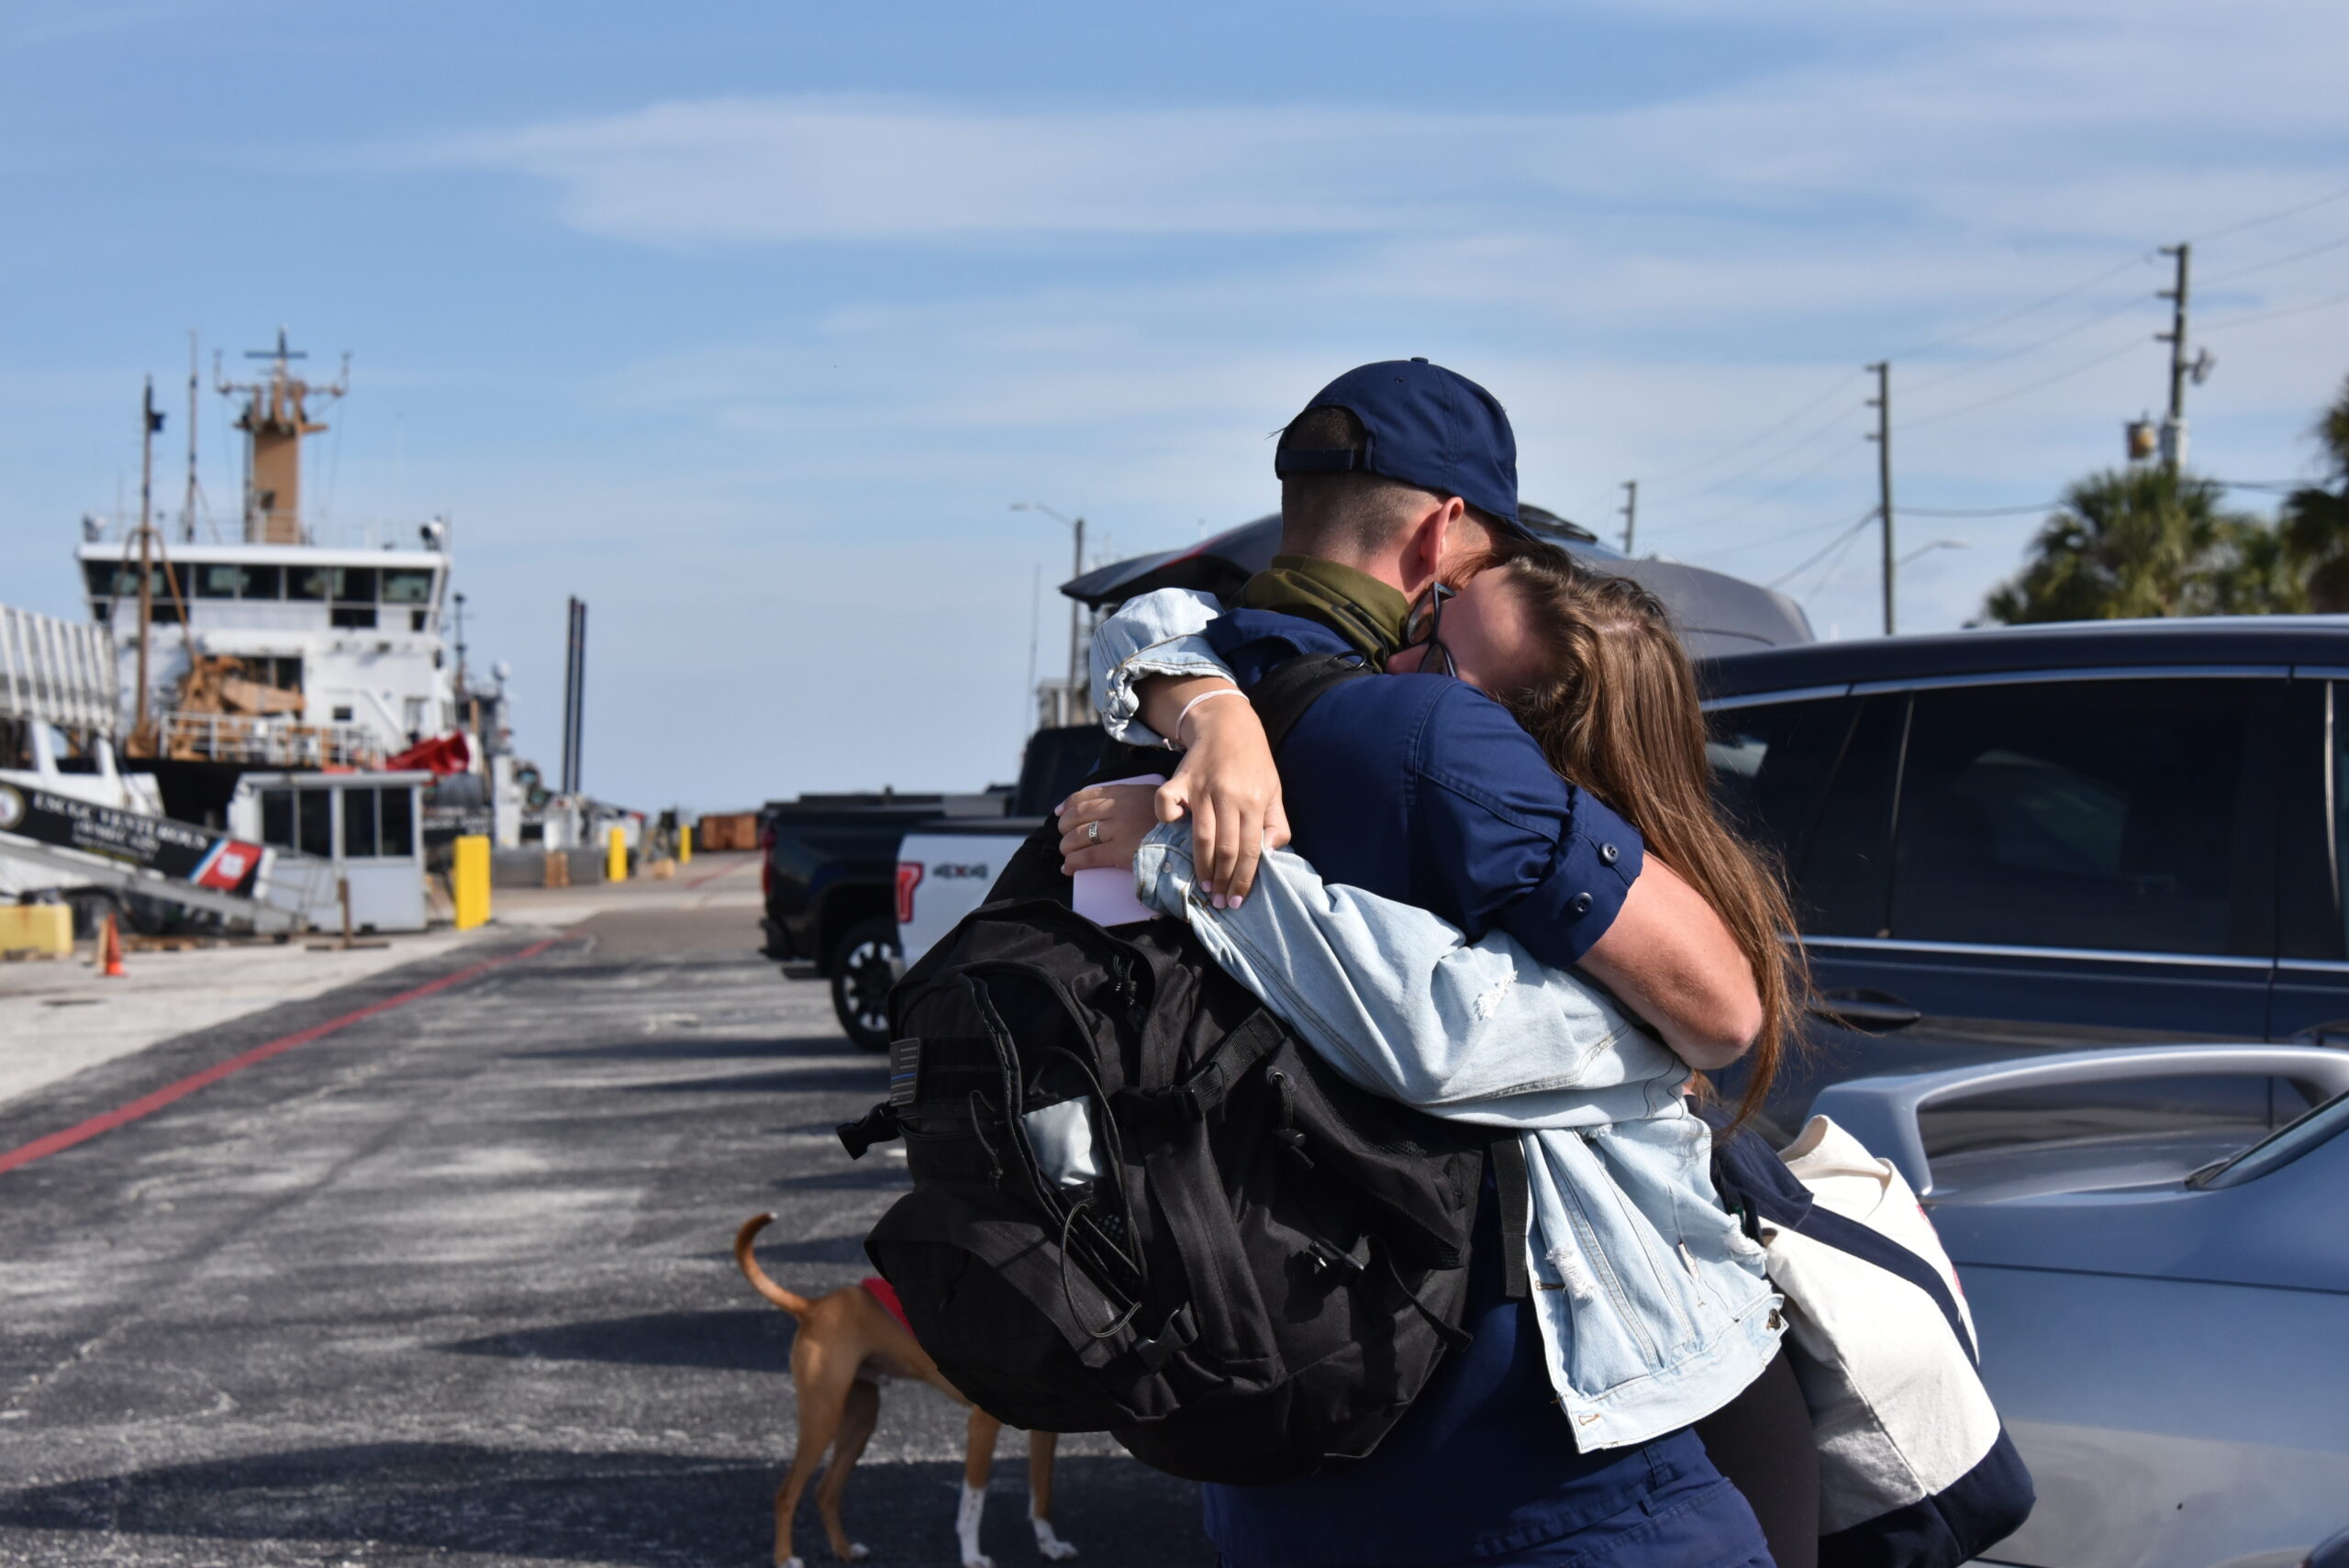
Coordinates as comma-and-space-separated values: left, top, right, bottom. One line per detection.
2156, 243, 2192, 473
1865, 361, 1895, 637
1620, 481, 1638, 556
134, 378, 160, 740
183, 332, 203, 542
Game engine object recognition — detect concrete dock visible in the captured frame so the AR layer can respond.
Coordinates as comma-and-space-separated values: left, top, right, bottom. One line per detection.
0, 853, 1207, 1566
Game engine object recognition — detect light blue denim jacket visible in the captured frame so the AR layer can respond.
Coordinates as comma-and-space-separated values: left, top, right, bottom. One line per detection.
1097, 591, 1783, 1450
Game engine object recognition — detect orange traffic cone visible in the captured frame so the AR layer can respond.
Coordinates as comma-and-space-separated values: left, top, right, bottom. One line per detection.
98, 913, 127, 978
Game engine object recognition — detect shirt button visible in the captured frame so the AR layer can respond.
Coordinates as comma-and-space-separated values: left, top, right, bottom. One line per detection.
1569, 892, 1594, 917
1598, 843, 1620, 866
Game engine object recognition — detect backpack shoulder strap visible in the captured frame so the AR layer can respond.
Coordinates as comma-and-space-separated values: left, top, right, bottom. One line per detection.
1247, 652, 1374, 753
1488, 1134, 1532, 1300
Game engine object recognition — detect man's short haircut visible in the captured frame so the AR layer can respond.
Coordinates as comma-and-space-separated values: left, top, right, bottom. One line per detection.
1277, 406, 1445, 560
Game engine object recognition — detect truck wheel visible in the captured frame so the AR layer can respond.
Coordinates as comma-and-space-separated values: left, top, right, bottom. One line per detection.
829, 917, 901, 1051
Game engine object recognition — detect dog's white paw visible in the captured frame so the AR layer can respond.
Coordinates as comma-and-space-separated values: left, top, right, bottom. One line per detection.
1032, 1519, 1079, 1562
960, 1556, 994, 1568
842, 1547, 870, 1562
779, 1559, 806, 1568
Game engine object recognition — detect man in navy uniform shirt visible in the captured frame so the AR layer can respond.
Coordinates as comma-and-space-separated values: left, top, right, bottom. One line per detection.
1097, 361, 1775, 1568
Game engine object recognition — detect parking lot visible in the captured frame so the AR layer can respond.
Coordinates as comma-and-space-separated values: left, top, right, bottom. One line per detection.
0, 890, 1207, 1567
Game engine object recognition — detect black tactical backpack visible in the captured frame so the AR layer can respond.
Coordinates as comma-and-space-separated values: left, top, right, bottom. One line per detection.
841, 893, 1486, 1485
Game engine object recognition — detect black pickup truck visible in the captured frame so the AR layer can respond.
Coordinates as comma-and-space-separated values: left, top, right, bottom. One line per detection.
759, 724, 1106, 1046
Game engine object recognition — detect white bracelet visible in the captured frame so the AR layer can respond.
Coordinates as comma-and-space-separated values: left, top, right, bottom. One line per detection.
1173, 686, 1246, 748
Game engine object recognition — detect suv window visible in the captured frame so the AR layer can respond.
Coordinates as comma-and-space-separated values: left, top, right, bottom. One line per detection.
1707, 695, 1854, 859
1707, 691, 1898, 936
1890, 679, 2255, 954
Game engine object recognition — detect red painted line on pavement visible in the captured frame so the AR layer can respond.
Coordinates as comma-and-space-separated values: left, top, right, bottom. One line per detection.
684, 856, 751, 890
0, 937, 562, 1177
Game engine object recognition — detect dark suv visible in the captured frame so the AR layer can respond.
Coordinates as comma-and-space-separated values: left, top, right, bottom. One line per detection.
1702, 617, 2349, 1138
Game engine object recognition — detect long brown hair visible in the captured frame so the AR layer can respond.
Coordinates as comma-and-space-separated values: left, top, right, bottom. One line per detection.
1491, 547, 1807, 1126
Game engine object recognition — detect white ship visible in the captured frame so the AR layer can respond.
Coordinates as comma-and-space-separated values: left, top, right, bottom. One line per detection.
75, 331, 465, 773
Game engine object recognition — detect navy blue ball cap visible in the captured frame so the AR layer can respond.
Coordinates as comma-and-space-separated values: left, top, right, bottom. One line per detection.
1275, 358, 1523, 530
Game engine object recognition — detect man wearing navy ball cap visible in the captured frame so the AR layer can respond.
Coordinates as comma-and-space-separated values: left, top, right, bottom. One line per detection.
1103, 360, 1776, 1567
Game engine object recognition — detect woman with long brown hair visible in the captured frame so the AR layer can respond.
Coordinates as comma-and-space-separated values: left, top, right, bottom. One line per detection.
1488, 546, 1809, 1130
1055, 541, 1819, 1567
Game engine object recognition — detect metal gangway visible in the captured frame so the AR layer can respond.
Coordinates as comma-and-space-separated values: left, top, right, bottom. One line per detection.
1, 601, 117, 736
1, 598, 320, 934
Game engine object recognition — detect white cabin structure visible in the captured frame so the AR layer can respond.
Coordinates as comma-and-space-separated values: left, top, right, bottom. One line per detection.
76, 532, 455, 767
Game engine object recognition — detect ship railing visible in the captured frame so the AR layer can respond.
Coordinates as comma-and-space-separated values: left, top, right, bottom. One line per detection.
160, 711, 380, 770
80, 515, 447, 554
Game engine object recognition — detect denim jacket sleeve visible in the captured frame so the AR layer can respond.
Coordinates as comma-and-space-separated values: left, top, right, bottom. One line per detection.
1132, 820, 1689, 1129
1087, 588, 1234, 748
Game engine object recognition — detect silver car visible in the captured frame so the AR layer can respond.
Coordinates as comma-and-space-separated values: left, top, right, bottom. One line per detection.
1813, 1047, 2349, 1568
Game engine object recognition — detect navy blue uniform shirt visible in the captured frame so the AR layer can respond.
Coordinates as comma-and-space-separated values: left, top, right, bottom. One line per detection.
1203, 607, 1644, 968
1196, 608, 1760, 1566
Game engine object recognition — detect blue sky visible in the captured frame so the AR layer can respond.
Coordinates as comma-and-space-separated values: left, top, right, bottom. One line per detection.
5, 1, 2347, 808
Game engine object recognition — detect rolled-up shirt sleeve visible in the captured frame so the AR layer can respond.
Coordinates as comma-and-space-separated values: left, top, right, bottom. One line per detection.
1087, 588, 1235, 747
1409, 684, 1645, 971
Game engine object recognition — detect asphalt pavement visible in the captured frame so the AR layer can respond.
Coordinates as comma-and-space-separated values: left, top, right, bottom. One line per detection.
0, 903, 1209, 1567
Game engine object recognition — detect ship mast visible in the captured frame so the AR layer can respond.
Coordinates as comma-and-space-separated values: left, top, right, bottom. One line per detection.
215, 327, 347, 545
183, 330, 206, 543
134, 377, 156, 740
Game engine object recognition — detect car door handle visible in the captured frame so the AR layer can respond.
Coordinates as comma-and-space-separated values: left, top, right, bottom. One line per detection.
1808, 989, 1923, 1032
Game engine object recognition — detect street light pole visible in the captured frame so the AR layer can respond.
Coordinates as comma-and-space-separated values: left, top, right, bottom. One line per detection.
1012, 502, 1086, 709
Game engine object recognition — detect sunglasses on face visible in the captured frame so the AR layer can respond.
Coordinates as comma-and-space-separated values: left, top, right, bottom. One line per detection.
1403, 582, 1458, 679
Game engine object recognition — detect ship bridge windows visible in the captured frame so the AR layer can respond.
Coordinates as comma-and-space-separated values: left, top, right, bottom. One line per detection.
82, 562, 187, 619
328, 566, 377, 629
190, 556, 284, 594
83, 556, 434, 626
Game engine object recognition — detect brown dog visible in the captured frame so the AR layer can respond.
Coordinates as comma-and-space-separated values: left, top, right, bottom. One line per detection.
734, 1214, 1080, 1568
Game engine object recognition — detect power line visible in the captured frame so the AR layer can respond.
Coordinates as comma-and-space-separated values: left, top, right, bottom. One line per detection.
1792, 520, 1875, 604
1636, 371, 1865, 495
1706, 505, 1876, 561
1900, 291, 2153, 395
2188, 180, 2349, 246
1649, 404, 1856, 509
2199, 230, 2349, 288
1673, 435, 1871, 538
1888, 252, 2154, 363
1898, 334, 2149, 433
1767, 510, 1876, 592
2200, 290, 2349, 334
1898, 502, 2057, 517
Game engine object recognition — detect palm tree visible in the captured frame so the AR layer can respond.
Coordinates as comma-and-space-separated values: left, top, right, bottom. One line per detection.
2281, 375, 2349, 612
1984, 466, 2278, 623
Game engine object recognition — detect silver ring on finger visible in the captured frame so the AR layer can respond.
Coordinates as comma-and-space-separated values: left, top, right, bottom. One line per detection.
1086, 820, 1101, 843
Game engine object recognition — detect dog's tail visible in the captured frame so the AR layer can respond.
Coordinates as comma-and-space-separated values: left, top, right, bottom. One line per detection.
733, 1213, 814, 1318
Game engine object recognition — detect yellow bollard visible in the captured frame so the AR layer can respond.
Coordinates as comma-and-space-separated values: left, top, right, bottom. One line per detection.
453, 835, 491, 930
0, 904, 73, 958
678, 823, 692, 866
607, 824, 628, 883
